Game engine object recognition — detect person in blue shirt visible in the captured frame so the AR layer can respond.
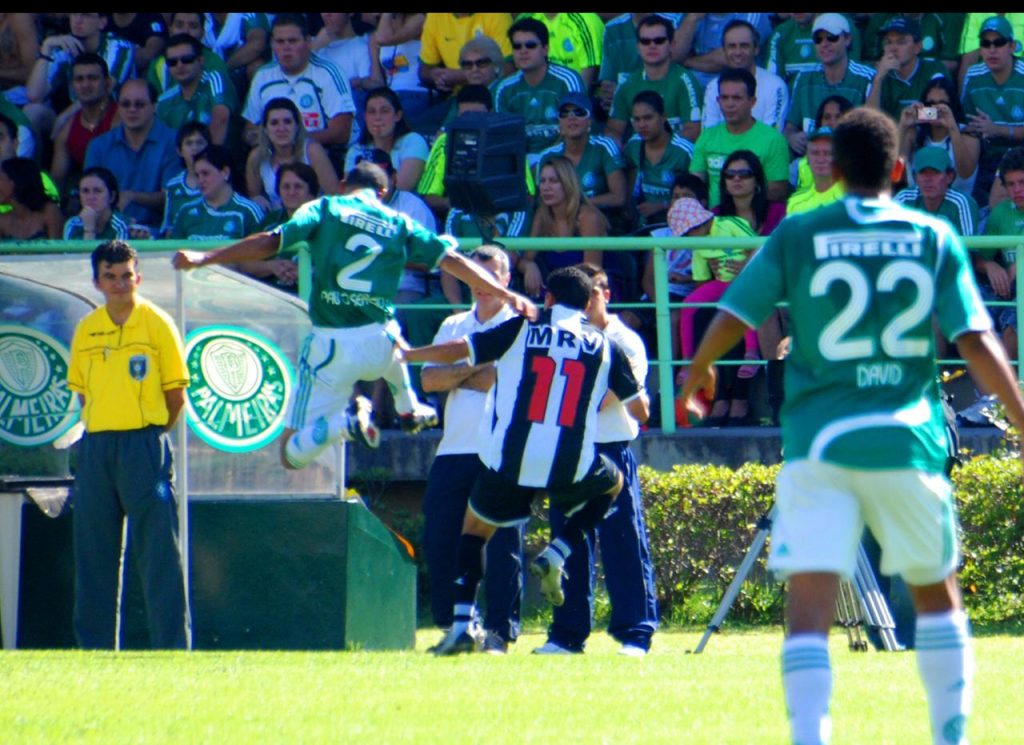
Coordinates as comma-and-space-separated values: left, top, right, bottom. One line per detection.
84, 79, 180, 229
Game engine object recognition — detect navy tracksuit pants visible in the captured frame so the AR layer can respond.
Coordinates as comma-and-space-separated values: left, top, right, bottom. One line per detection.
546, 441, 659, 651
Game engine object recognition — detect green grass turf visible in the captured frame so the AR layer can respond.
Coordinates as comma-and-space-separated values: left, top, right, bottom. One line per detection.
2, 629, 1022, 744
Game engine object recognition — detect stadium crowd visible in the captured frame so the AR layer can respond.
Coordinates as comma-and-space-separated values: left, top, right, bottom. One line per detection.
4, 12, 1024, 426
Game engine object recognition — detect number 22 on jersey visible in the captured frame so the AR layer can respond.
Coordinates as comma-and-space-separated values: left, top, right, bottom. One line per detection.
811, 258, 934, 361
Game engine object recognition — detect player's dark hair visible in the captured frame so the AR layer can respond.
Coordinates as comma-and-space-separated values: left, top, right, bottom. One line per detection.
175, 121, 211, 149
345, 161, 389, 194
833, 107, 899, 192
71, 51, 109, 79
546, 266, 593, 310
456, 84, 493, 110
165, 33, 203, 58
0, 112, 16, 141
272, 13, 308, 37
276, 162, 320, 198
91, 239, 138, 279
722, 18, 760, 47
718, 67, 756, 98
79, 165, 120, 209
998, 147, 1024, 182
636, 15, 674, 43
509, 17, 548, 47
1, 158, 48, 211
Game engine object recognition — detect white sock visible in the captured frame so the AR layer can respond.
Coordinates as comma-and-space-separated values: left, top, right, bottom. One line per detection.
782, 634, 832, 745
915, 610, 973, 745
547, 538, 572, 565
451, 603, 475, 637
284, 412, 350, 468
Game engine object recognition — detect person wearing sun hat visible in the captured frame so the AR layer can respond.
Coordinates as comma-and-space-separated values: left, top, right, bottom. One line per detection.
962, 15, 1024, 204
669, 196, 759, 426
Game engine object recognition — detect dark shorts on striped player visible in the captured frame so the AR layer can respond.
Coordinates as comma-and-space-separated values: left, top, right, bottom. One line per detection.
468, 453, 622, 526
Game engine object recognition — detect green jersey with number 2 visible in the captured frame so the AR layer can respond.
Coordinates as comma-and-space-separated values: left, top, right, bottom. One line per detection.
276, 190, 456, 328
720, 196, 991, 472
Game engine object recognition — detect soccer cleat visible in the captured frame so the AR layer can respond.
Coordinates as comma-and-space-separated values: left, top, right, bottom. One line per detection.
482, 631, 509, 655
346, 396, 380, 448
618, 644, 648, 658
430, 626, 482, 656
530, 551, 566, 607
531, 641, 579, 655
398, 402, 439, 434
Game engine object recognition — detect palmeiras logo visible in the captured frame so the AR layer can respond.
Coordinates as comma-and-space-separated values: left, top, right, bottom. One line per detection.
184, 326, 293, 452
0, 325, 78, 446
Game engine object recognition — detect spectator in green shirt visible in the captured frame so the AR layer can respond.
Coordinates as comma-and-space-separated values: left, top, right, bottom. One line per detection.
690, 67, 790, 207
979, 146, 1024, 357
865, 17, 949, 122
155, 34, 236, 146
607, 15, 701, 146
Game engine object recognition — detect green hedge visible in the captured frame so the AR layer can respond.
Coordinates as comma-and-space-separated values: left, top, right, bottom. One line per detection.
638, 452, 1024, 626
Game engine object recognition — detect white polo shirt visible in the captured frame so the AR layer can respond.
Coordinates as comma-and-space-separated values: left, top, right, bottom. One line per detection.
429, 304, 515, 457
701, 66, 790, 131
243, 56, 355, 133
596, 315, 647, 443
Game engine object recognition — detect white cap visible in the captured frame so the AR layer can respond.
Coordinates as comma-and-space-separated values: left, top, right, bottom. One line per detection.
812, 13, 850, 36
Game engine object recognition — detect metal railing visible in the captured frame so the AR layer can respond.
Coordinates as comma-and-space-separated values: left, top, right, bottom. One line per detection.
3, 235, 1020, 432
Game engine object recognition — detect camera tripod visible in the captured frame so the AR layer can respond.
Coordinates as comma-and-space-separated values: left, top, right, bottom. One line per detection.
692, 505, 902, 653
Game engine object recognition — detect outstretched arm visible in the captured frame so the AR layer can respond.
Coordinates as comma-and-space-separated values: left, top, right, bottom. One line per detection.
439, 249, 538, 320
172, 232, 281, 270
401, 339, 470, 365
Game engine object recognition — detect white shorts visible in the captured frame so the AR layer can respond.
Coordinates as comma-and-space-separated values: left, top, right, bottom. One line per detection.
285, 321, 409, 430
767, 460, 959, 586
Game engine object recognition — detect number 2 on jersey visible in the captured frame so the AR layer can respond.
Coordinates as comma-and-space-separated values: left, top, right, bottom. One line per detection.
811, 259, 933, 360
527, 356, 586, 427
336, 234, 383, 293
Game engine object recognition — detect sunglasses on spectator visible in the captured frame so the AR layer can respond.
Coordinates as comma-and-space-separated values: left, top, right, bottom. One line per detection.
512, 40, 540, 50
979, 37, 1010, 49
813, 32, 842, 44
119, 99, 150, 108
724, 168, 755, 180
558, 107, 589, 119
459, 58, 493, 70
167, 53, 199, 67
638, 36, 669, 46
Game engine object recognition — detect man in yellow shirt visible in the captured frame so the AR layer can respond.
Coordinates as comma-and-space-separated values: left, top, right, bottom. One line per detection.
67, 240, 191, 649
787, 126, 844, 215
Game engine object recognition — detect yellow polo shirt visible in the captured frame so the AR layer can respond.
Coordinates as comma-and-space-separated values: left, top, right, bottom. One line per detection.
419, 13, 513, 70
68, 297, 189, 432
786, 181, 845, 215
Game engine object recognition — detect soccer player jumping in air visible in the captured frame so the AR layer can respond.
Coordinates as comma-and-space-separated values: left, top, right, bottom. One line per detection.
173, 161, 535, 469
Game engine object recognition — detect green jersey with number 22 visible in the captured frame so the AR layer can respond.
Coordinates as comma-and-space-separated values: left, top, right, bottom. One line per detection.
276, 190, 456, 328
721, 197, 991, 472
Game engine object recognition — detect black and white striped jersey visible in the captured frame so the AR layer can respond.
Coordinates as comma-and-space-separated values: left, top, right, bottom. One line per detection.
466, 304, 642, 489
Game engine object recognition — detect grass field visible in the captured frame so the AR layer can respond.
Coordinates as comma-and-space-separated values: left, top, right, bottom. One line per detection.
2, 628, 1022, 744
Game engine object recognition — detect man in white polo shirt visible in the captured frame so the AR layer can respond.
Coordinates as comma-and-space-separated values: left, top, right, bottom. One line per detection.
242, 13, 355, 149
419, 245, 524, 655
